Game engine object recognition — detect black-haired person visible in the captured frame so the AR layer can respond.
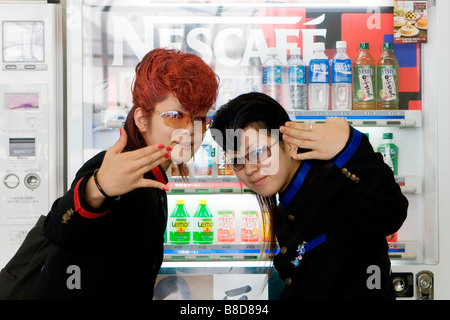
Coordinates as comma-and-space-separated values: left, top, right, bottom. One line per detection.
211, 92, 408, 300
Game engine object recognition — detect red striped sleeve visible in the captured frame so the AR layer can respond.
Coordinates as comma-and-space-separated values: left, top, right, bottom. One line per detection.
74, 177, 109, 219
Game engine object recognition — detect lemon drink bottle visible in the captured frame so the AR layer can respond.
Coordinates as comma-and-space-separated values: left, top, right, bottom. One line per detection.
376, 42, 399, 110
353, 42, 376, 110
168, 200, 191, 244
193, 200, 214, 244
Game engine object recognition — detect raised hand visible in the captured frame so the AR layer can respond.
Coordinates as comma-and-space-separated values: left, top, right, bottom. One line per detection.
84, 129, 172, 208
280, 117, 350, 161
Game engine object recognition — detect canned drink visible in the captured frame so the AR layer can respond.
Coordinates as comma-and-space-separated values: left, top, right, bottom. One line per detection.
241, 210, 259, 243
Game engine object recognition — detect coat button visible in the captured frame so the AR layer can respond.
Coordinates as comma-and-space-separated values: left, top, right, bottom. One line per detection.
286, 277, 292, 286
61, 208, 74, 224
280, 247, 287, 255
288, 215, 295, 222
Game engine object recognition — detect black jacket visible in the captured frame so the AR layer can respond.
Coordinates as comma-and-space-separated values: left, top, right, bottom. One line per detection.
273, 127, 408, 300
34, 151, 168, 299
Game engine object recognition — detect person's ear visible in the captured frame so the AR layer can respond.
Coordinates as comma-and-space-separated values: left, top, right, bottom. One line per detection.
134, 108, 148, 133
284, 141, 299, 158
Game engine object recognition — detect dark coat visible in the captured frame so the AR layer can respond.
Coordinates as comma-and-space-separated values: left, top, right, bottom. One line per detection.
34, 151, 168, 299
273, 127, 408, 300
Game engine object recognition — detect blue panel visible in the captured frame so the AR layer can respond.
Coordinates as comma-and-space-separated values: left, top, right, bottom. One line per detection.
384, 34, 417, 68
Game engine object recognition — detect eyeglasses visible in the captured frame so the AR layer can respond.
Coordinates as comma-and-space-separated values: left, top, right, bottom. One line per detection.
228, 141, 279, 172
152, 109, 211, 132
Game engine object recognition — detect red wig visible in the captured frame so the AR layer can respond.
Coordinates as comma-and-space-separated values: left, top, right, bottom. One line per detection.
124, 48, 219, 151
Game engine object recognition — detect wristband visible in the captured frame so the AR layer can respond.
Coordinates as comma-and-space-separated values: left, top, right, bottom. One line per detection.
93, 168, 121, 201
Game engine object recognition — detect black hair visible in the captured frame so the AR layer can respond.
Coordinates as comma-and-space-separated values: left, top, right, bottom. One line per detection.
211, 92, 289, 266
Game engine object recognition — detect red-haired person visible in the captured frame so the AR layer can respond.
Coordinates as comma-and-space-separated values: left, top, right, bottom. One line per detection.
35, 48, 219, 299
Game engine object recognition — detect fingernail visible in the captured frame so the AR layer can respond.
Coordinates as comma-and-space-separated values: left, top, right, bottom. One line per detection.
166, 146, 172, 151
120, 128, 123, 136
164, 153, 170, 159
158, 144, 164, 149
163, 186, 169, 191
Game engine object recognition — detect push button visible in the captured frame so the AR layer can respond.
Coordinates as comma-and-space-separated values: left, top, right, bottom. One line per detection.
286, 277, 292, 286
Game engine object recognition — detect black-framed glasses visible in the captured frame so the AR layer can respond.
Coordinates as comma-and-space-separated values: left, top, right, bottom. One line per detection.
228, 141, 279, 172
152, 109, 211, 132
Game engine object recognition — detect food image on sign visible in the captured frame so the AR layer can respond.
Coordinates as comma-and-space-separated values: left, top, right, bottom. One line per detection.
394, 0, 427, 43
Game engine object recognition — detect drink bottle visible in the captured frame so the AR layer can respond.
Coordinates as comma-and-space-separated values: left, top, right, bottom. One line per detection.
331, 41, 352, 110
376, 42, 399, 110
193, 200, 214, 244
308, 42, 330, 110
377, 132, 399, 175
241, 210, 259, 243
353, 42, 376, 110
168, 200, 191, 244
217, 210, 235, 243
262, 48, 283, 104
287, 47, 308, 109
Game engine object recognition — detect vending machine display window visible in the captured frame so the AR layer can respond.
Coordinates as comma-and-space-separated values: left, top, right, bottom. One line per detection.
2, 21, 44, 62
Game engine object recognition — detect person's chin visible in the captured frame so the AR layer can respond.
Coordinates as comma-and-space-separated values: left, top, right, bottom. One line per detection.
171, 144, 194, 164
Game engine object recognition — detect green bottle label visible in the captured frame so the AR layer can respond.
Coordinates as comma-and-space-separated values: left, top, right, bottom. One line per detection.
169, 218, 190, 243
353, 65, 375, 102
377, 65, 399, 102
193, 218, 214, 244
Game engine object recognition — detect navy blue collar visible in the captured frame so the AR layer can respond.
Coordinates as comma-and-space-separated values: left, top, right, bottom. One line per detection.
279, 128, 362, 208
280, 160, 312, 208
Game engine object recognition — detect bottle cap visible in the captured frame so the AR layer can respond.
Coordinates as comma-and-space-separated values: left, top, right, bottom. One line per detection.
290, 47, 301, 56
199, 199, 208, 205
383, 133, 393, 139
359, 42, 369, 50
336, 41, 347, 49
383, 42, 393, 50
176, 200, 185, 205
313, 42, 325, 52
266, 47, 279, 56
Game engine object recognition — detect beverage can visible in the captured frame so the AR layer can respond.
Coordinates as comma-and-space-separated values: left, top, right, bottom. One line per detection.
217, 210, 235, 242
241, 210, 259, 243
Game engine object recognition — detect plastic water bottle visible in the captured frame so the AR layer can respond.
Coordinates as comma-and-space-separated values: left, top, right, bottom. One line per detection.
287, 47, 308, 109
308, 42, 330, 110
262, 48, 283, 103
331, 41, 352, 110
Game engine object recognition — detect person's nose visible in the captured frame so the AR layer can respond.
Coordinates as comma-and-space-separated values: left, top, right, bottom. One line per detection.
243, 159, 259, 176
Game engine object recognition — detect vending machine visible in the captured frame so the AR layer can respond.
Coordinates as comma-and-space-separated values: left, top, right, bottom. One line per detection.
64, 0, 450, 300
0, 1, 64, 267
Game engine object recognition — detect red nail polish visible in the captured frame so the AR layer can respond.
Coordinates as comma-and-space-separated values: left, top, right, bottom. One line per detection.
158, 144, 164, 149
166, 146, 172, 151
164, 153, 170, 159
163, 186, 169, 191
